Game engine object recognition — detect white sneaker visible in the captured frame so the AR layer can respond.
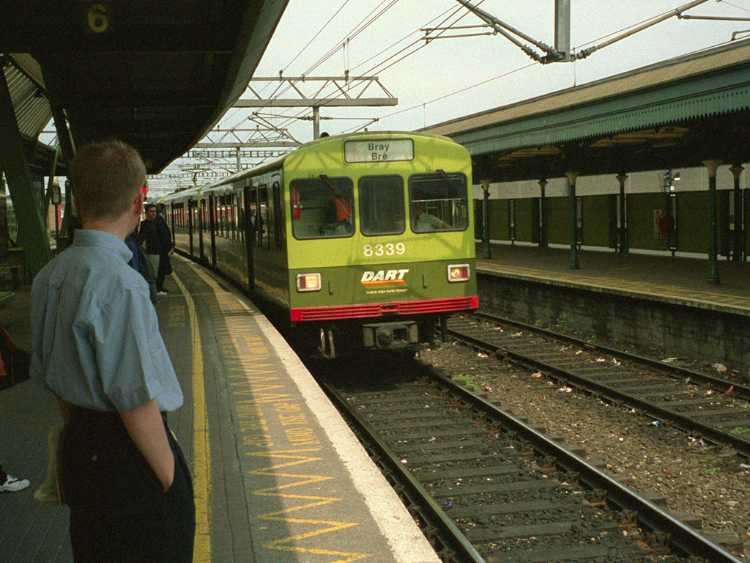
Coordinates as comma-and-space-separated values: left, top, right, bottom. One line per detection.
157, 290, 168, 296
0, 474, 30, 493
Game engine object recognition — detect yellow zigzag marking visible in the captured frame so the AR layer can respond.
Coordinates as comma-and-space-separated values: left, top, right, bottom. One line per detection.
249, 449, 369, 561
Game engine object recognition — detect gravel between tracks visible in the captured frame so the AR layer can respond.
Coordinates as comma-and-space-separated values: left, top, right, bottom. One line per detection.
419, 339, 750, 552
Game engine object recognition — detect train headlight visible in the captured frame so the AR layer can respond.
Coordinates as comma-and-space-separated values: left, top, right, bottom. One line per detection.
296, 273, 322, 292
447, 264, 470, 283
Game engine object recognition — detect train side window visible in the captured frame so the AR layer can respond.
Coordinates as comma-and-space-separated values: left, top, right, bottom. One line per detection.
258, 185, 269, 249
408, 173, 468, 233
290, 177, 354, 239
359, 175, 405, 236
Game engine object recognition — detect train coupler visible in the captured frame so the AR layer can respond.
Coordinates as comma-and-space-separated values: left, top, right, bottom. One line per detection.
362, 321, 418, 349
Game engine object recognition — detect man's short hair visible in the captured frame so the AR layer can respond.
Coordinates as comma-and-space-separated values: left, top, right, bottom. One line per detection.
70, 140, 146, 221
145, 203, 157, 212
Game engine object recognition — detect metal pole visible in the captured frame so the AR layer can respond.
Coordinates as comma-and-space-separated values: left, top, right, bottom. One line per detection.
567, 171, 579, 269
51, 105, 76, 243
313, 106, 321, 139
538, 178, 548, 248
481, 180, 491, 259
616, 173, 628, 255
0, 59, 51, 276
704, 159, 722, 284
235, 147, 241, 172
730, 164, 743, 264
554, 0, 571, 60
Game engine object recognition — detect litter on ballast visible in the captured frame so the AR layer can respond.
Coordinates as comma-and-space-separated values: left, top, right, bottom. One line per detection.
712, 362, 728, 373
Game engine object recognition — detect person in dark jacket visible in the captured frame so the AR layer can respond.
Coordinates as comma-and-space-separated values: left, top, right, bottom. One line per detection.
125, 231, 157, 303
138, 204, 172, 295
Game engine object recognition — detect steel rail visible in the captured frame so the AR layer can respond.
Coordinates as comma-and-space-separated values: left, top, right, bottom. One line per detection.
475, 310, 750, 401
424, 368, 741, 562
446, 323, 750, 457
318, 378, 485, 563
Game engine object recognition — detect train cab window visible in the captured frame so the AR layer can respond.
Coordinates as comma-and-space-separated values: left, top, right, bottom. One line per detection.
290, 177, 354, 239
359, 175, 405, 236
409, 173, 468, 233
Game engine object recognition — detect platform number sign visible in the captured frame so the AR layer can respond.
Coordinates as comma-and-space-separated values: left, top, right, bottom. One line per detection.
86, 3, 111, 34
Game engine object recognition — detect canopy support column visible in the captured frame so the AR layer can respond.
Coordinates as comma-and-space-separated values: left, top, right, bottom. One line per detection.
51, 105, 76, 243
616, 173, 628, 256
480, 179, 492, 259
703, 159, 722, 284
538, 178, 548, 249
0, 59, 51, 277
730, 164, 744, 264
566, 171, 579, 269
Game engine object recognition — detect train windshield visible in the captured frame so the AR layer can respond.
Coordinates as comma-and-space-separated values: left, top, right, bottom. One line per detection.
409, 173, 468, 233
359, 175, 405, 236
290, 177, 354, 239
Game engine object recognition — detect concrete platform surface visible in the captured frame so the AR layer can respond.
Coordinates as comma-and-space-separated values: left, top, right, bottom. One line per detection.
0, 256, 439, 563
477, 244, 750, 316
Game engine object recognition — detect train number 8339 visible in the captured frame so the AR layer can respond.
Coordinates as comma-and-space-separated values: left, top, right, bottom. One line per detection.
362, 243, 406, 257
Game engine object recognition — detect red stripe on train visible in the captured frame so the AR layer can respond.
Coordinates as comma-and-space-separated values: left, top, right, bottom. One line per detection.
290, 295, 479, 322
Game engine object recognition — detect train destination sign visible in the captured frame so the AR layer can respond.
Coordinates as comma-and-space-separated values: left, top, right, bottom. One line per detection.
344, 139, 414, 163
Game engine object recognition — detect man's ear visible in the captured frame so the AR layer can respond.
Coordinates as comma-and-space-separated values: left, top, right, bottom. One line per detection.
133, 191, 145, 213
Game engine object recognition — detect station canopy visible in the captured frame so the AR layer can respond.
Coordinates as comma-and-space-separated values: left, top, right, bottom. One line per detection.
0, 1, 289, 172
424, 38, 750, 183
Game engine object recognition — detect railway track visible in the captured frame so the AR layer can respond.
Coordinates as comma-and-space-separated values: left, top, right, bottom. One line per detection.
445, 312, 750, 458
314, 357, 740, 562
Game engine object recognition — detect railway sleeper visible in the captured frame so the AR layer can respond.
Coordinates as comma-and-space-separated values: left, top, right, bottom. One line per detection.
431, 478, 565, 498
447, 498, 579, 519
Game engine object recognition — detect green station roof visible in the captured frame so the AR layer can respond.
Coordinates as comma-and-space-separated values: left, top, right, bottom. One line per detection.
0, 1, 289, 173
424, 39, 750, 182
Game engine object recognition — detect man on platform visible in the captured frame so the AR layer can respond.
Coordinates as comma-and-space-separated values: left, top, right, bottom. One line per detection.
139, 203, 173, 295
30, 140, 195, 562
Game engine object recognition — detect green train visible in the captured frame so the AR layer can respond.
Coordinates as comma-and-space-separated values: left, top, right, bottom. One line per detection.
160, 131, 478, 356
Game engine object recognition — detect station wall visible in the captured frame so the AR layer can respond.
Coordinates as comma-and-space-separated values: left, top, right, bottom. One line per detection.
473, 164, 748, 259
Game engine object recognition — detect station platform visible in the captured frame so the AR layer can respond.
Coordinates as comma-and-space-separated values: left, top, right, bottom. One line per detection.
0, 257, 438, 563
476, 244, 750, 317
474, 244, 750, 374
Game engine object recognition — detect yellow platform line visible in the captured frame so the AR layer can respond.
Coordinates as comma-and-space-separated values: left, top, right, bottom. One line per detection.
173, 270, 212, 562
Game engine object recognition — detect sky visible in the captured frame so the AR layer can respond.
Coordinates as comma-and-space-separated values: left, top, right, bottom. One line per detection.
150, 0, 750, 193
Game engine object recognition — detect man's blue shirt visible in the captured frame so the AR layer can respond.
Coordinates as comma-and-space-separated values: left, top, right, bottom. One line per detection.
30, 229, 183, 412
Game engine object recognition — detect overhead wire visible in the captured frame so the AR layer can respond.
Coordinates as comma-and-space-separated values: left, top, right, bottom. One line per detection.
272, 0, 485, 132
347, 0, 735, 132
257, 0, 403, 131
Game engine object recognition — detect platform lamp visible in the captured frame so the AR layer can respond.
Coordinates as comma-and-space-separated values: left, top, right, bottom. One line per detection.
480, 179, 492, 259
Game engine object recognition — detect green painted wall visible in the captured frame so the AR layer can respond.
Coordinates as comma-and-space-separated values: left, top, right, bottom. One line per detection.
627, 193, 667, 251
582, 195, 613, 247
678, 191, 708, 253
474, 190, 739, 255
746, 190, 749, 260
547, 197, 569, 244
488, 199, 510, 240
513, 198, 537, 243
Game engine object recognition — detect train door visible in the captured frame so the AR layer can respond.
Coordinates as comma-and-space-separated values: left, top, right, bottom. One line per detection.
169, 203, 176, 247
187, 200, 194, 256
198, 198, 205, 262
243, 185, 256, 290
208, 195, 217, 268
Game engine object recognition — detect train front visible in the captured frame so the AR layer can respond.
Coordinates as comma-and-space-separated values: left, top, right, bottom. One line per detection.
285, 132, 478, 356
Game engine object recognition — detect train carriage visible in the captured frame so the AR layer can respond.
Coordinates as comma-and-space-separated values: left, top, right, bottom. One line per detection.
161, 131, 479, 356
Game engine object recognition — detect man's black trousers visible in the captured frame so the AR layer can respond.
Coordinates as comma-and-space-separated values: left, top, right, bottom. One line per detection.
61, 407, 195, 562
